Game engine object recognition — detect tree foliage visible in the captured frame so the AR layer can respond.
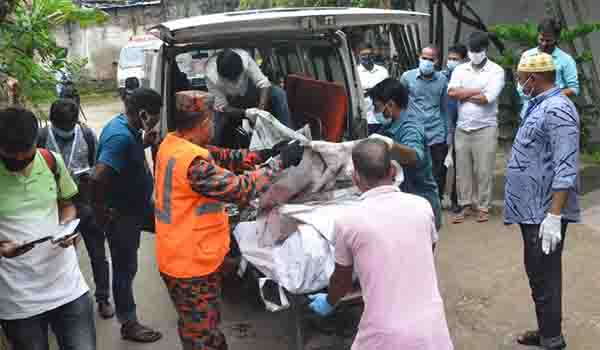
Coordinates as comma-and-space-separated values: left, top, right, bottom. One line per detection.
0, 0, 108, 105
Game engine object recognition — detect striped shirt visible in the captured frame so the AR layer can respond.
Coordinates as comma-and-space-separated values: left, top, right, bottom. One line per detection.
504, 87, 580, 224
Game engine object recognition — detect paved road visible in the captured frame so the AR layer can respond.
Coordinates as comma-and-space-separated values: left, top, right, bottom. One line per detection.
67, 98, 600, 350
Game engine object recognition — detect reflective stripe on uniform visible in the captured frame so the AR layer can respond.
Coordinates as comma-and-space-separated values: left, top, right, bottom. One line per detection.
155, 158, 176, 224
196, 203, 224, 216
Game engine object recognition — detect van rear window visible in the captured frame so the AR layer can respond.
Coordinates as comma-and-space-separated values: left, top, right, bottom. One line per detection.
119, 47, 144, 68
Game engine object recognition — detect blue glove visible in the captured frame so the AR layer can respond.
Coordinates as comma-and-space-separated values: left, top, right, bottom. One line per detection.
308, 293, 335, 317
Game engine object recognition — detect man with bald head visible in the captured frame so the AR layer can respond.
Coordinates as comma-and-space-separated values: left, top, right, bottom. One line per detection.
308, 140, 453, 350
400, 46, 449, 205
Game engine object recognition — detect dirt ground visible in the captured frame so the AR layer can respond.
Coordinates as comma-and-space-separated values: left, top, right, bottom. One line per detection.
67, 98, 600, 350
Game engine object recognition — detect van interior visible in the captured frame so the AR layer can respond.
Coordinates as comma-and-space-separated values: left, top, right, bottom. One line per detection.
167, 38, 354, 146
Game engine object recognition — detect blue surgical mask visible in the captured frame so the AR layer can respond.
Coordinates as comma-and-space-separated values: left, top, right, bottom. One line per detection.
374, 112, 391, 125
52, 125, 75, 139
419, 59, 435, 76
518, 76, 534, 99
447, 59, 460, 72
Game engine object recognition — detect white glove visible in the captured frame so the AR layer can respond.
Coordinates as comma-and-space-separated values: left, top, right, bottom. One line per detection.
444, 148, 453, 168
368, 134, 394, 148
539, 213, 562, 255
244, 108, 261, 124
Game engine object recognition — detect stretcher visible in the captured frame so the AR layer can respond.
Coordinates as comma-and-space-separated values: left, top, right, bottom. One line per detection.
226, 205, 363, 350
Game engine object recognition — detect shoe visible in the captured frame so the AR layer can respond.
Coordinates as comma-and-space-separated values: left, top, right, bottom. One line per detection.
98, 301, 115, 319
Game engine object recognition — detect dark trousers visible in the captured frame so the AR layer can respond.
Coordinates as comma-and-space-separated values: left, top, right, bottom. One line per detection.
450, 146, 458, 208
430, 143, 449, 200
78, 206, 110, 304
162, 272, 227, 350
106, 214, 142, 324
520, 223, 568, 345
1, 293, 96, 350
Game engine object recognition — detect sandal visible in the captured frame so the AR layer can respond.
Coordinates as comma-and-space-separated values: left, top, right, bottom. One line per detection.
452, 206, 472, 224
477, 210, 489, 223
517, 330, 541, 347
121, 321, 163, 343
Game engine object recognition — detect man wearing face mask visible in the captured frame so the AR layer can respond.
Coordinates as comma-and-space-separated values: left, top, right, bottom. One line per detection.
37, 99, 114, 319
357, 44, 390, 134
400, 46, 448, 207
92, 88, 163, 343
368, 79, 442, 230
518, 18, 579, 118
448, 31, 505, 224
506, 53, 579, 350
443, 44, 469, 212
0, 107, 96, 350
206, 48, 291, 146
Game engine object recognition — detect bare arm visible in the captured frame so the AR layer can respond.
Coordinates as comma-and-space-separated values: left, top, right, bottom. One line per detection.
466, 94, 489, 105
549, 191, 569, 216
562, 88, 576, 98
258, 86, 271, 111
389, 143, 418, 167
326, 264, 354, 306
58, 200, 77, 224
91, 163, 117, 227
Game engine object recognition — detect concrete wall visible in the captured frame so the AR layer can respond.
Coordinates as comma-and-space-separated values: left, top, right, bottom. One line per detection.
55, 0, 239, 80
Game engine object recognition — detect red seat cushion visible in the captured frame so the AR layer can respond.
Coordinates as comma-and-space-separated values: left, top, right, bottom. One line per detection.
285, 74, 348, 142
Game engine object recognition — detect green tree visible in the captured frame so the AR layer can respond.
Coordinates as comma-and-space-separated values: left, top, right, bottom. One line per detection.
0, 0, 108, 106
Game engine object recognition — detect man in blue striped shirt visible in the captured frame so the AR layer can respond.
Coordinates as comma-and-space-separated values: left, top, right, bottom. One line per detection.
506, 53, 579, 350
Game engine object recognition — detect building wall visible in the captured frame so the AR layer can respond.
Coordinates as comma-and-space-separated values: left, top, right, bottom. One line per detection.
55, 0, 239, 80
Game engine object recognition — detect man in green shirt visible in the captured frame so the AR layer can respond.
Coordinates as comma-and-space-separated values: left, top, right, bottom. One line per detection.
0, 107, 96, 350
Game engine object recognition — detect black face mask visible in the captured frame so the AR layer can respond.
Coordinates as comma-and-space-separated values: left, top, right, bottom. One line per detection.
1, 154, 35, 172
361, 56, 375, 71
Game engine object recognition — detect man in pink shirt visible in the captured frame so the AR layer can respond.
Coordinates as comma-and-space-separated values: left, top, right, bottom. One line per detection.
308, 139, 453, 350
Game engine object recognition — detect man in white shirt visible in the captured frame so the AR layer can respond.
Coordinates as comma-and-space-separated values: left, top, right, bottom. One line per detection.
308, 139, 453, 350
448, 31, 505, 224
206, 48, 291, 146
357, 45, 390, 134
0, 107, 95, 350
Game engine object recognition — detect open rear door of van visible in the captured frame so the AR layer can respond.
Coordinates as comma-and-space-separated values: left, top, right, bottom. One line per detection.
154, 8, 427, 46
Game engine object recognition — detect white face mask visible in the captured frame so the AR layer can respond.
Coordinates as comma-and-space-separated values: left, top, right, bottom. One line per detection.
468, 51, 487, 65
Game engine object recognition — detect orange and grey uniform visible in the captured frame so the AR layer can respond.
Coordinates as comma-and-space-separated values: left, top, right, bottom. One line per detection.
154, 133, 279, 350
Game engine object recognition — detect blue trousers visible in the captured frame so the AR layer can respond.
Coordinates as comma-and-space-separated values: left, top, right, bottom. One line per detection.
1, 292, 96, 350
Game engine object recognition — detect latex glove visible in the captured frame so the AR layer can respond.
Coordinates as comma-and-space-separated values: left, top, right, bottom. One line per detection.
244, 108, 261, 124
539, 213, 562, 255
308, 293, 335, 317
444, 148, 453, 168
279, 140, 304, 169
368, 133, 394, 148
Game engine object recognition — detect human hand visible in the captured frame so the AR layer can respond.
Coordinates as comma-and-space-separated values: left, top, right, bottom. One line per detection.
0, 240, 33, 259
467, 94, 488, 105
368, 133, 394, 149
143, 129, 159, 147
279, 140, 304, 169
244, 108, 261, 125
539, 213, 562, 255
308, 293, 335, 317
56, 234, 80, 249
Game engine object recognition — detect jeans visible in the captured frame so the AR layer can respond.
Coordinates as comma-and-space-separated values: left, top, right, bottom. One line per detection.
520, 222, 568, 347
78, 205, 110, 304
213, 85, 291, 146
106, 214, 142, 324
430, 143, 449, 200
1, 293, 96, 350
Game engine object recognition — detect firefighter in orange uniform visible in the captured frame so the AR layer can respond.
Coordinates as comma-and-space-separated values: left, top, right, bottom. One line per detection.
154, 91, 302, 350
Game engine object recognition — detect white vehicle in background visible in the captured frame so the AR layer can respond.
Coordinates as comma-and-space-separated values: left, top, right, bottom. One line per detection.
117, 33, 163, 89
